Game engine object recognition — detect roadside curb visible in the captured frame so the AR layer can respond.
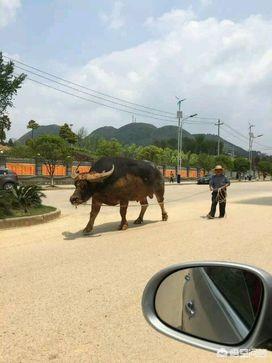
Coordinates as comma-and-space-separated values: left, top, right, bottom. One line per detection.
0, 209, 61, 229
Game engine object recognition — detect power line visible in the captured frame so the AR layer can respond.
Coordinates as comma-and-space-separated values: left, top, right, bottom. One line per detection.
19, 74, 216, 129
13, 63, 178, 121
223, 123, 248, 141
20, 74, 180, 124
4, 54, 175, 116
221, 128, 249, 146
6, 54, 224, 123
183, 120, 214, 125
220, 127, 249, 147
9, 55, 271, 151
215, 119, 224, 156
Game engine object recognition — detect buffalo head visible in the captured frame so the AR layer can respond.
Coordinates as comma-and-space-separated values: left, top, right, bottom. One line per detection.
70, 165, 114, 206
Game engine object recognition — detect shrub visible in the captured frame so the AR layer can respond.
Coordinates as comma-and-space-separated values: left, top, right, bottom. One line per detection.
10, 185, 45, 213
0, 190, 14, 218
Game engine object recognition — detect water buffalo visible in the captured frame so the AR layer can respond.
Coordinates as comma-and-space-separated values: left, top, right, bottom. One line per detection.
70, 157, 168, 234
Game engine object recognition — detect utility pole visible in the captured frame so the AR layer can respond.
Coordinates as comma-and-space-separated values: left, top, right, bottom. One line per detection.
175, 97, 197, 183
248, 123, 263, 177
176, 97, 185, 180
215, 119, 224, 156
248, 123, 255, 176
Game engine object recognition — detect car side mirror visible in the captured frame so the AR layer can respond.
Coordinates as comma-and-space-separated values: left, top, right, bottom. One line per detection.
142, 262, 272, 355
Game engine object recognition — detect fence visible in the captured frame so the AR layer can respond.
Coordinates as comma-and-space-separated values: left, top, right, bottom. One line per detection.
0, 157, 204, 182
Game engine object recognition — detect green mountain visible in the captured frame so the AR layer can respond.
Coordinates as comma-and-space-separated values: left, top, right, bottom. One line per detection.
193, 133, 248, 157
88, 122, 193, 146
17, 124, 61, 144
16, 121, 248, 157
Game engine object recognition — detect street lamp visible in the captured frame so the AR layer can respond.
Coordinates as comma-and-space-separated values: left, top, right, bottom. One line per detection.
248, 125, 263, 176
175, 97, 186, 181
176, 106, 198, 181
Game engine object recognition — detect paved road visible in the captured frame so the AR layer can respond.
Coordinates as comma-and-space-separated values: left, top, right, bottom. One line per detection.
1, 182, 272, 362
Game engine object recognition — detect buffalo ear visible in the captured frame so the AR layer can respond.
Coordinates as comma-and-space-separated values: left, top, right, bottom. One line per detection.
72, 163, 81, 178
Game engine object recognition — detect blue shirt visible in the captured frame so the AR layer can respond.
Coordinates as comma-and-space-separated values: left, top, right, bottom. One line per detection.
209, 174, 230, 190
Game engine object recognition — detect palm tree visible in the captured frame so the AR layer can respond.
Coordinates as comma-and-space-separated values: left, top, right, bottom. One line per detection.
27, 120, 39, 139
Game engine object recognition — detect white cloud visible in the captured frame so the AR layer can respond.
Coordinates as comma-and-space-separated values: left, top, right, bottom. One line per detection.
9, 9, 272, 152
100, 1, 125, 30
200, 0, 213, 7
0, 0, 21, 28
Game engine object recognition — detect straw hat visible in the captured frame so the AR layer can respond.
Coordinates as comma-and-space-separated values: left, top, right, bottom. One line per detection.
214, 165, 223, 170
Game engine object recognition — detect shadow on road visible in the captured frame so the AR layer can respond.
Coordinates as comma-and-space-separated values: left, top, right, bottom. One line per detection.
235, 196, 272, 206
62, 219, 159, 240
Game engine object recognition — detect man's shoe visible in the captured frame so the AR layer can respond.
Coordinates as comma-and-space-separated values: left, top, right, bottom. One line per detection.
219, 216, 225, 218
207, 214, 214, 219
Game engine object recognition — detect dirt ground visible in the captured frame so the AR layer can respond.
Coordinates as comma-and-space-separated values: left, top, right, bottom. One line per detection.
1, 182, 272, 362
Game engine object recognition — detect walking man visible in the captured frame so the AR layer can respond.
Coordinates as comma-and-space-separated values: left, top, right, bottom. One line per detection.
169, 171, 174, 183
207, 165, 230, 219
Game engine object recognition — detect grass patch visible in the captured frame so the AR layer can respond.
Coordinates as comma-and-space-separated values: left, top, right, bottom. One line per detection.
0, 205, 56, 219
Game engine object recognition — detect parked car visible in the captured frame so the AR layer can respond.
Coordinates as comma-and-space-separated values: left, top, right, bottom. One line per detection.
0, 168, 18, 190
197, 174, 212, 184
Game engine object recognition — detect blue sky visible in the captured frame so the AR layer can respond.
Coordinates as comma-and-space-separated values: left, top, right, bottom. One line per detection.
1, 0, 272, 153
2, 0, 272, 66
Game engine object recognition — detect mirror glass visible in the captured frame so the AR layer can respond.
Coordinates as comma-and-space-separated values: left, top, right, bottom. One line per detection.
155, 266, 263, 345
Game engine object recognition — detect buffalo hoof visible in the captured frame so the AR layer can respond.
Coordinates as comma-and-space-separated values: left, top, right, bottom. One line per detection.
118, 223, 128, 230
83, 228, 93, 235
162, 213, 168, 221
134, 217, 143, 224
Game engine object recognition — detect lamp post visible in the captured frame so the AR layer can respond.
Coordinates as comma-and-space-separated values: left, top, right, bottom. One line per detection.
175, 99, 197, 182
248, 123, 262, 177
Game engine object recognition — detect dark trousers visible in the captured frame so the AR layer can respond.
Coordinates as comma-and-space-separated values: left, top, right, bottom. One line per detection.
209, 190, 226, 217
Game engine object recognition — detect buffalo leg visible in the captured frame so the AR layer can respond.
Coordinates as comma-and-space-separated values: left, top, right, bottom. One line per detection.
83, 199, 102, 234
155, 189, 168, 221
134, 198, 148, 224
119, 201, 129, 230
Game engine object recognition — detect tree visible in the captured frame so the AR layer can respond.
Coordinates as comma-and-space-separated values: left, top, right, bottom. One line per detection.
182, 151, 198, 177
123, 144, 140, 159
0, 114, 11, 143
160, 148, 176, 166
214, 155, 234, 171
0, 53, 26, 143
136, 145, 162, 164
7, 138, 14, 147
257, 161, 272, 179
197, 153, 215, 174
234, 157, 250, 174
59, 123, 77, 144
27, 120, 39, 139
95, 138, 123, 158
7, 144, 33, 158
77, 127, 88, 147
29, 135, 71, 186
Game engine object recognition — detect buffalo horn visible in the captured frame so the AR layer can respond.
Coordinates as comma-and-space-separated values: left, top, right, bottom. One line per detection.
83, 165, 115, 182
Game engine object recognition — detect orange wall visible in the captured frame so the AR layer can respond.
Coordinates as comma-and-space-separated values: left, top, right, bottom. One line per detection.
6, 163, 35, 176
6, 161, 203, 179
72, 165, 91, 174
42, 164, 66, 176
164, 168, 202, 179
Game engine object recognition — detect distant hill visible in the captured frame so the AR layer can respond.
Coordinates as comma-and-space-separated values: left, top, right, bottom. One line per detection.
17, 124, 61, 144
16, 121, 248, 157
193, 133, 248, 157
88, 122, 193, 146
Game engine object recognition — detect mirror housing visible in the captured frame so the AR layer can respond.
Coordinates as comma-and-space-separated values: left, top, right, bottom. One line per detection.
142, 261, 272, 355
